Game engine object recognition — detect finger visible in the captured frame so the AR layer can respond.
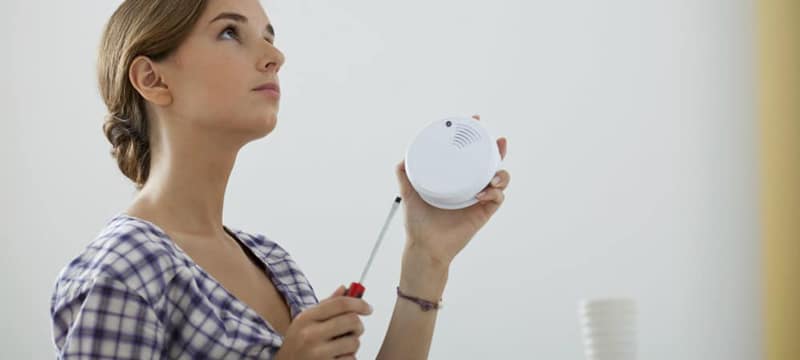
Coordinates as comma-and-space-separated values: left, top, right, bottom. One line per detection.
472, 114, 481, 120
476, 188, 505, 206
476, 188, 505, 216
395, 160, 415, 199
323, 313, 364, 340
488, 170, 511, 190
497, 137, 507, 160
308, 297, 372, 322
325, 334, 361, 360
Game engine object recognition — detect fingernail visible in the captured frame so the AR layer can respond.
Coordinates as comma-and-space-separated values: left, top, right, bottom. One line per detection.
476, 191, 486, 199
491, 176, 501, 186
368, 304, 374, 313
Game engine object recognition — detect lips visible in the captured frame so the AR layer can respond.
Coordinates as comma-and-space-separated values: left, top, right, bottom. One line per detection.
253, 82, 280, 95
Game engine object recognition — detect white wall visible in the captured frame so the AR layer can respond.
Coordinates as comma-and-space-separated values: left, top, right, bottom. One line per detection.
0, 0, 759, 358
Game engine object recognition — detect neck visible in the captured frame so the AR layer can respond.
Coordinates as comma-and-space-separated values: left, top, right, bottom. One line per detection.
129, 123, 243, 238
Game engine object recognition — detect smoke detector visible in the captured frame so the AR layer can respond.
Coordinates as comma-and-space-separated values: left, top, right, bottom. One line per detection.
404, 116, 501, 210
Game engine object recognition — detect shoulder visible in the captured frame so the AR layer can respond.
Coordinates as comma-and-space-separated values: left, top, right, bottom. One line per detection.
51, 214, 189, 311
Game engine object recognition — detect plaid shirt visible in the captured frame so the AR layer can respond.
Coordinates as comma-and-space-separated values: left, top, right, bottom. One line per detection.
50, 213, 319, 359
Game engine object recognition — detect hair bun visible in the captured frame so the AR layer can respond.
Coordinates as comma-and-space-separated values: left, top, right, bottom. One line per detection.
102, 113, 150, 189
104, 114, 145, 146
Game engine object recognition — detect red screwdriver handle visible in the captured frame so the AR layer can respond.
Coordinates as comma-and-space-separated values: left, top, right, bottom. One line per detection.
332, 282, 366, 341
344, 282, 365, 298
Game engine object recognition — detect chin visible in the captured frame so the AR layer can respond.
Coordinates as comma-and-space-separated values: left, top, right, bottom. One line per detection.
250, 113, 278, 139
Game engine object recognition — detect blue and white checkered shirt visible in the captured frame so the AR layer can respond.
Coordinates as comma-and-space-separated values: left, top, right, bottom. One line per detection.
50, 213, 319, 359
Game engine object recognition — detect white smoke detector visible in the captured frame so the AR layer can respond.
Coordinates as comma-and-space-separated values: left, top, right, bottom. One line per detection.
404, 116, 502, 210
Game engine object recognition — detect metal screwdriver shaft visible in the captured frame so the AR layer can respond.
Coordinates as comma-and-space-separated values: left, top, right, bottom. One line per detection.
344, 196, 402, 298
360, 196, 402, 283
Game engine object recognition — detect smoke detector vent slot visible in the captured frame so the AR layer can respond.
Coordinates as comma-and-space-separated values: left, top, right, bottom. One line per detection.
451, 124, 482, 149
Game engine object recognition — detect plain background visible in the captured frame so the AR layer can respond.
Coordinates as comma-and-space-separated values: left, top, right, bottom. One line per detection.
0, 0, 760, 358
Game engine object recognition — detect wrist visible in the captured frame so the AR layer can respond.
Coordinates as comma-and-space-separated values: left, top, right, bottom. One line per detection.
403, 238, 453, 268
400, 244, 450, 300
396, 286, 443, 311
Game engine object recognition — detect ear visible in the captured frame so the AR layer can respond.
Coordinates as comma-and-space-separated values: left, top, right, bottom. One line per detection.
129, 56, 173, 106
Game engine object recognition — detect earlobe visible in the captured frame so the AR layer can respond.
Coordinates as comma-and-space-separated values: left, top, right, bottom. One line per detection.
129, 55, 172, 106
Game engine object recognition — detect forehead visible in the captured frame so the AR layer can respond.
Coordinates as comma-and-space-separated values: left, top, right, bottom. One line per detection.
201, 0, 271, 25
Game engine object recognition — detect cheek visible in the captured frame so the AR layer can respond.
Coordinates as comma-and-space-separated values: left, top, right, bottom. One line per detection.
202, 71, 243, 105
178, 69, 245, 117
170, 53, 275, 132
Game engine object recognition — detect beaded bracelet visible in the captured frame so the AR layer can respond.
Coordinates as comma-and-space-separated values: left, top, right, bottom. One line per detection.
396, 286, 443, 312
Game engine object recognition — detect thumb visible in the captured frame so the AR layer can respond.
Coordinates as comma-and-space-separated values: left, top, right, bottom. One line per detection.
329, 285, 346, 298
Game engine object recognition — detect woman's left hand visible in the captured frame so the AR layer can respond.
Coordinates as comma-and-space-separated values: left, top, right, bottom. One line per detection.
395, 114, 510, 267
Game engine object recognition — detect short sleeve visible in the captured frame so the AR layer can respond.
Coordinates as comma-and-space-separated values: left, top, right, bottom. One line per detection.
52, 276, 165, 359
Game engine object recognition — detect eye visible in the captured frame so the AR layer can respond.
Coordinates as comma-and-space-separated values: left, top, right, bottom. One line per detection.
219, 25, 239, 40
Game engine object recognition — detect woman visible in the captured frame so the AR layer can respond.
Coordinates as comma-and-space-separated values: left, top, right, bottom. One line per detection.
50, 0, 511, 358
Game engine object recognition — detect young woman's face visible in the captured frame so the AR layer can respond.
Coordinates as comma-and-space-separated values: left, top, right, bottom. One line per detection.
160, 0, 284, 141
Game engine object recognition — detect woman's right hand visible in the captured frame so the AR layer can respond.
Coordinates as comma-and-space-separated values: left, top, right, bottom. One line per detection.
274, 285, 373, 360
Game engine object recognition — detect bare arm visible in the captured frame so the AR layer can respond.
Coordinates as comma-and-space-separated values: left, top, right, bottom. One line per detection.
376, 246, 449, 360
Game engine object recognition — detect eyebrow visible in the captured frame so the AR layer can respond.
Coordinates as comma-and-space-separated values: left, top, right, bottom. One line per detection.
210, 12, 275, 38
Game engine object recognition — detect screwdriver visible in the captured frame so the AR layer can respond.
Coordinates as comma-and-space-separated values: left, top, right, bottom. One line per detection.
344, 196, 402, 298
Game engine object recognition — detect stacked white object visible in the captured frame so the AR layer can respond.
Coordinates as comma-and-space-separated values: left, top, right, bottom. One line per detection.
577, 298, 638, 360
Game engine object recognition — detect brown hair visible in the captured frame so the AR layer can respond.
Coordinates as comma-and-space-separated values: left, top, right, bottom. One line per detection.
98, 0, 208, 189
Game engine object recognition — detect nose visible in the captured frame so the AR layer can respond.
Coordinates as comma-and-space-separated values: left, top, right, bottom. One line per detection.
258, 44, 285, 73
